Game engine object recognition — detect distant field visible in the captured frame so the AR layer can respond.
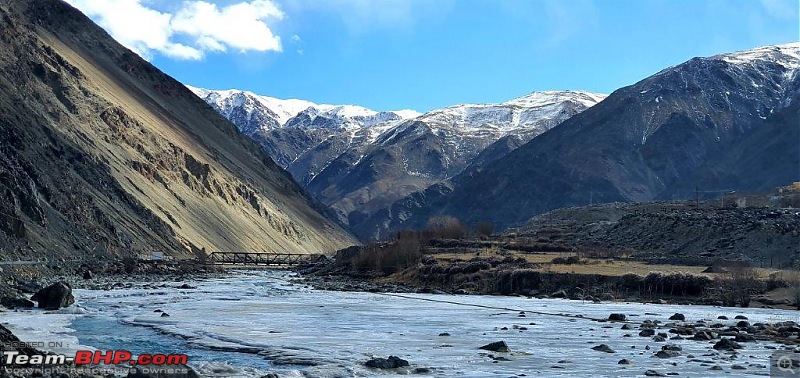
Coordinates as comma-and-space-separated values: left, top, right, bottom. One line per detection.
429, 250, 787, 279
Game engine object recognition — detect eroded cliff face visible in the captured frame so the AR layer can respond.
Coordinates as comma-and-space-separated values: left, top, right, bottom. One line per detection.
0, 0, 356, 261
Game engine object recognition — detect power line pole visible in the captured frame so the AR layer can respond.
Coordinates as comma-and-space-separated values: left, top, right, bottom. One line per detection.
695, 185, 700, 207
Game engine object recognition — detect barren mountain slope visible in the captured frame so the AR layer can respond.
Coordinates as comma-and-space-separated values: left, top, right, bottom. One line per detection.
0, 0, 356, 261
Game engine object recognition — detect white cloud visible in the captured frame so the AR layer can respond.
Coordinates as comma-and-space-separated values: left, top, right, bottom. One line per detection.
65, 0, 283, 60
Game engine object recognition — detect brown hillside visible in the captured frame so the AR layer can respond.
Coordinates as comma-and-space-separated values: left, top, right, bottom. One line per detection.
0, 0, 356, 262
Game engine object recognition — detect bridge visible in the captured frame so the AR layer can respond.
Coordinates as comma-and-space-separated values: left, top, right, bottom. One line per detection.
205, 252, 324, 266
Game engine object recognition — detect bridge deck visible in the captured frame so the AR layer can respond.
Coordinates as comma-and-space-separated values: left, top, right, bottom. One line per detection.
206, 252, 321, 266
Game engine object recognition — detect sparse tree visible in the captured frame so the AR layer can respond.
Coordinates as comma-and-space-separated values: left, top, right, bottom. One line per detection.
427, 215, 466, 240
477, 221, 495, 238
718, 263, 760, 307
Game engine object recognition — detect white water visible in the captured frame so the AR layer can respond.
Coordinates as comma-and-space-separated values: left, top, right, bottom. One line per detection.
3, 270, 799, 377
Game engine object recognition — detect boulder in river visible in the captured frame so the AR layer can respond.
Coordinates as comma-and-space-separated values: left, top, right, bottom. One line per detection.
364, 356, 409, 369
668, 313, 685, 321
479, 341, 510, 353
0, 296, 35, 309
644, 370, 666, 376
736, 321, 750, 328
639, 329, 655, 337
655, 350, 680, 358
618, 359, 631, 365
661, 344, 681, 351
31, 281, 74, 310
608, 313, 626, 321
592, 344, 615, 353
692, 330, 715, 340
713, 338, 742, 351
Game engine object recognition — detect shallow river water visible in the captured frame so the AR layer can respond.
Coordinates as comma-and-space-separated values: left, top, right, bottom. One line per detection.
3, 270, 799, 377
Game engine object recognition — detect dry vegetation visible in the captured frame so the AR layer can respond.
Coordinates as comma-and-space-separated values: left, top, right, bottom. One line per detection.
331, 213, 800, 309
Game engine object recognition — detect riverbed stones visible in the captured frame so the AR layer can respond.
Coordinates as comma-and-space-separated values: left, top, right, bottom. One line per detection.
365, 356, 409, 369
644, 370, 666, 376
618, 359, 631, 364
31, 281, 74, 310
479, 341, 510, 353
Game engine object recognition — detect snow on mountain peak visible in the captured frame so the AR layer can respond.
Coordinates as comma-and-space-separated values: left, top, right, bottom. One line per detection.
187, 85, 419, 132
716, 42, 800, 70
417, 90, 607, 133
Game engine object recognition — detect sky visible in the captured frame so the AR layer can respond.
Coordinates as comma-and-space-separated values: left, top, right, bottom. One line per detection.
67, 0, 799, 112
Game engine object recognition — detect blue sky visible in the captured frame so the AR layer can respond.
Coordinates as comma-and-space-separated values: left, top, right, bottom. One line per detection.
69, 0, 799, 112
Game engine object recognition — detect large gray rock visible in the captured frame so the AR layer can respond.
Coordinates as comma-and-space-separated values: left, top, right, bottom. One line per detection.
364, 356, 409, 369
0, 296, 35, 309
479, 341, 510, 353
713, 338, 742, 351
31, 281, 74, 310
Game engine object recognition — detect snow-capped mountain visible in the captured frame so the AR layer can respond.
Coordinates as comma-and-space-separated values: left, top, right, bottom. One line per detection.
418, 91, 606, 132
187, 85, 419, 134
366, 42, 800, 240
190, 86, 606, 230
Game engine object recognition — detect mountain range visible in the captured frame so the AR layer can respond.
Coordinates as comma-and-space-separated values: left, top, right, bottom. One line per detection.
373, 42, 800, 236
0, 0, 355, 261
191, 87, 606, 238
195, 43, 799, 241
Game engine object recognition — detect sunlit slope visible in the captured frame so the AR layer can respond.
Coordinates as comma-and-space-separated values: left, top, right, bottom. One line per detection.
0, 0, 356, 260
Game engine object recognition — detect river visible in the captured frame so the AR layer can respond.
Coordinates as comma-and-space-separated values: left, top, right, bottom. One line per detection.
3, 270, 798, 377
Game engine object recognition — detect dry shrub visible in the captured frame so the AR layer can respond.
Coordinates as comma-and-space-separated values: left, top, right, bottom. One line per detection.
714, 262, 761, 307
354, 232, 422, 274
427, 215, 466, 240
477, 221, 495, 237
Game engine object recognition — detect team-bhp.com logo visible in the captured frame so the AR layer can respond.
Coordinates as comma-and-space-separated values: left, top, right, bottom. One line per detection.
2, 349, 188, 367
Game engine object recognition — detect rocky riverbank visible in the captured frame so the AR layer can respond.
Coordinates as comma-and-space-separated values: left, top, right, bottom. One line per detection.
0, 261, 221, 378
